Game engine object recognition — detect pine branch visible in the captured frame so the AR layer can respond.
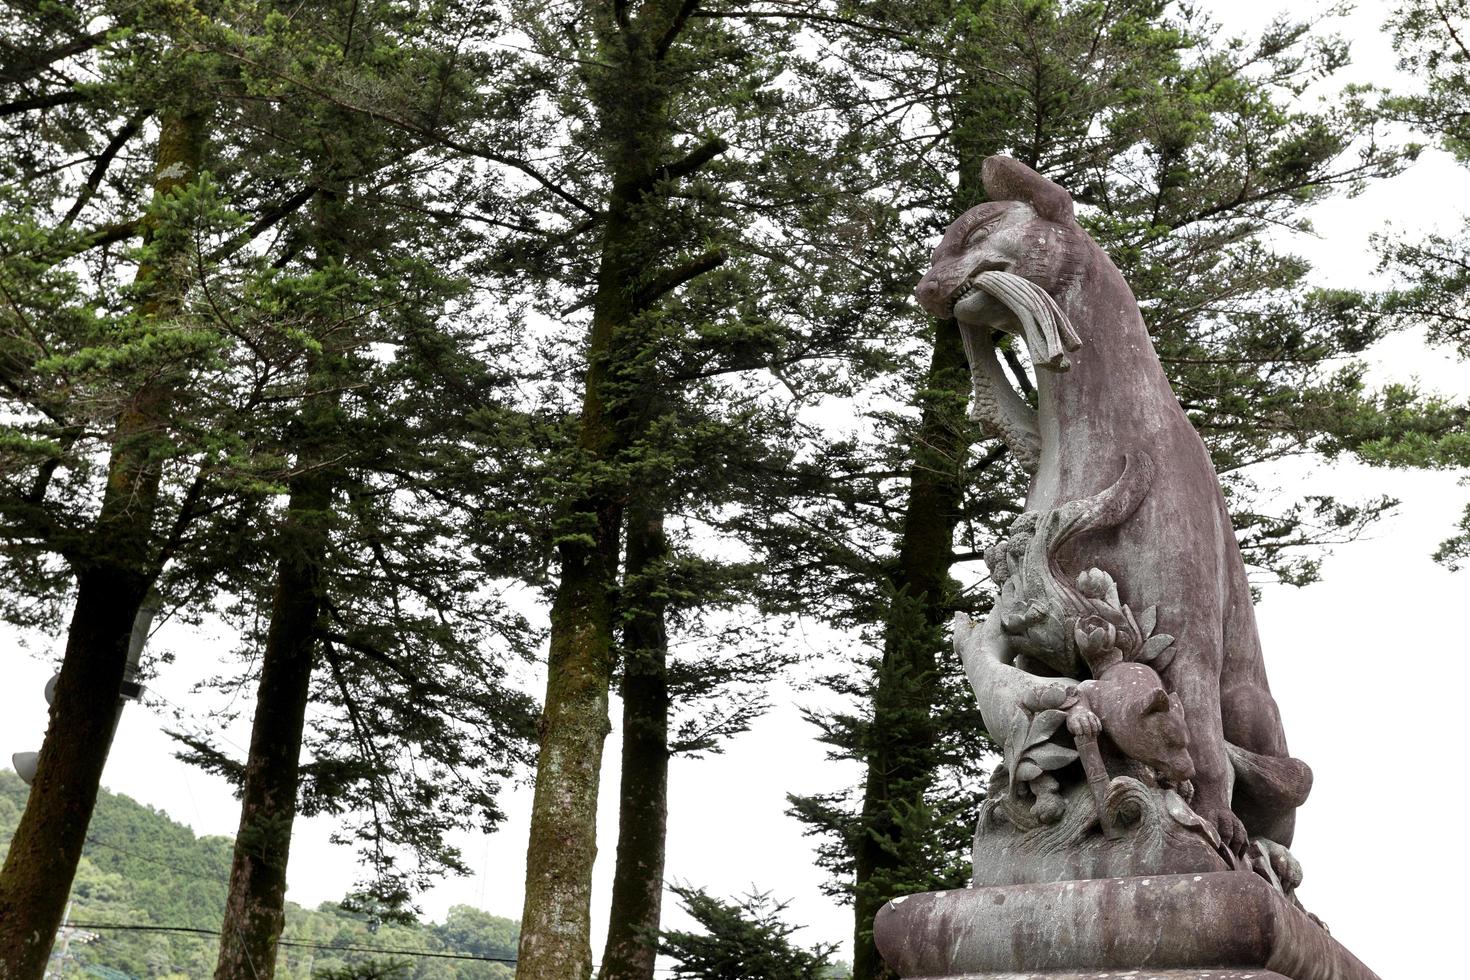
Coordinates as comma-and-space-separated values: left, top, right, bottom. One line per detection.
36, 218, 142, 267
690, 5, 910, 41
208, 185, 319, 261
655, 0, 703, 59
214, 48, 600, 216
0, 89, 87, 117
58, 110, 149, 229
0, 30, 111, 86
632, 247, 728, 309
646, 136, 730, 189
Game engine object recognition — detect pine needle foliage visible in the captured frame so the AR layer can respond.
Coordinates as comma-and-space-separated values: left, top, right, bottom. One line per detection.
1367, 0, 1470, 567
659, 885, 840, 980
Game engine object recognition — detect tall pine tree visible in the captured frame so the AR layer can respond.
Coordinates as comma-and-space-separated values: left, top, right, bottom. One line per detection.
0, 4, 237, 966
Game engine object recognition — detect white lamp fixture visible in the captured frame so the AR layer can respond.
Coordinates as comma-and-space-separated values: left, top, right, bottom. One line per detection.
12, 751, 38, 785
12, 598, 159, 790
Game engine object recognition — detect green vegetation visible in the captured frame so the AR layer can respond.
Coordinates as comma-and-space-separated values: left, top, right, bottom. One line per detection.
658, 885, 847, 980
0, 769, 517, 979
0, 2, 1464, 979
1366, 0, 1470, 567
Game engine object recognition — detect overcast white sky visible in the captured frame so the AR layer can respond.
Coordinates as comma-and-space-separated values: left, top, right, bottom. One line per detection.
3, 0, 1467, 976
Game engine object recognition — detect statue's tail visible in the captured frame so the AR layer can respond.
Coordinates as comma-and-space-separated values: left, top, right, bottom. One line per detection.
1226, 742, 1312, 810
1047, 451, 1155, 544
1227, 741, 1312, 847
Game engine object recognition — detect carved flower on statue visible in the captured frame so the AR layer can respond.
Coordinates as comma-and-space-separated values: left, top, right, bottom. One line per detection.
1073, 615, 1116, 658
1076, 567, 1112, 600
1001, 683, 1080, 804
1076, 564, 1117, 608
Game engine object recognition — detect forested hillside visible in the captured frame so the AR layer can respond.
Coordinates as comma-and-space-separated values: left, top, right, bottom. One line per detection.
0, 769, 517, 979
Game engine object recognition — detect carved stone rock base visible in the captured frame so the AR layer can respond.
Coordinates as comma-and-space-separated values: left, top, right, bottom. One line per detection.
874, 873, 1379, 980
973, 777, 1233, 887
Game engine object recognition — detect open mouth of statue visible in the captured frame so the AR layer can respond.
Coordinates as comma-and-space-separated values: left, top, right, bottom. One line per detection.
945, 263, 1008, 318
949, 269, 1083, 371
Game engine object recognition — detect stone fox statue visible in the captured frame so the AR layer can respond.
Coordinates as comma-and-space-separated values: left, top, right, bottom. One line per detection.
915, 156, 1310, 855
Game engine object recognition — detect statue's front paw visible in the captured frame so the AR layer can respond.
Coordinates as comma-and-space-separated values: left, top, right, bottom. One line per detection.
1200, 803, 1248, 855
1066, 709, 1101, 737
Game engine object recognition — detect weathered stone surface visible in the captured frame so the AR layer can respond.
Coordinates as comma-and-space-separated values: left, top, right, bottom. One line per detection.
971, 778, 1233, 888
874, 873, 1379, 980
882, 155, 1381, 980
913, 155, 1313, 889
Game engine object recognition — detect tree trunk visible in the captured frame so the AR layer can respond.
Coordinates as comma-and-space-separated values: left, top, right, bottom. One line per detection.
598, 504, 670, 980
517, 75, 650, 980
849, 91, 1000, 977
214, 172, 349, 979
851, 318, 974, 980
213, 455, 335, 979
515, 229, 628, 980
517, 9, 701, 976
516, 491, 621, 980
0, 571, 147, 977
0, 107, 207, 980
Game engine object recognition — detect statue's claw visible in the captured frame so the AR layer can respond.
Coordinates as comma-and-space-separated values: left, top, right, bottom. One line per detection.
1207, 806, 1249, 856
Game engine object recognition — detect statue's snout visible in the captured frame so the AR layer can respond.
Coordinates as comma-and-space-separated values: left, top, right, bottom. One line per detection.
914, 270, 952, 319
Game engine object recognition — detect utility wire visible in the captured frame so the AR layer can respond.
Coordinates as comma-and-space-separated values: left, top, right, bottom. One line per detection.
74, 823, 680, 972
73, 839, 521, 967
83, 835, 232, 885
66, 922, 686, 972
65, 923, 518, 964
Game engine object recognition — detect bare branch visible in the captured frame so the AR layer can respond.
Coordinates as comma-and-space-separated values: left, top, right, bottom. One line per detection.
0, 89, 86, 117
655, 0, 703, 59
59, 110, 149, 229
0, 30, 111, 86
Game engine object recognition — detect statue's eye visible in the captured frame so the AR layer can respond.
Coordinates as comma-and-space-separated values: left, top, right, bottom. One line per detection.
965, 214, 1003, 246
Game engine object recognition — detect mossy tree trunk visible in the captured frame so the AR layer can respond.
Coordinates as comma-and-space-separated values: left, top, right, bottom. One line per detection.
516, 93, 651, 980
0, 107, 207, 980
598, 504, 670, 980
851, 318, 975, 980
213, 384, 340, 980
515, 343, 622, 977
848, 87, 1003, 974
517, 6, 710, 976
213, 165, 353, 977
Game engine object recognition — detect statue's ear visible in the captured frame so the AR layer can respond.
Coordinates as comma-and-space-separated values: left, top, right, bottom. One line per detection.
1146, 689, 1171, 714
981, 156, 1075, 224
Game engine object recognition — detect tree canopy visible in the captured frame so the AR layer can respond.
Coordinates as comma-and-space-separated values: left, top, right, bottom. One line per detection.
0, 1, 1462, 979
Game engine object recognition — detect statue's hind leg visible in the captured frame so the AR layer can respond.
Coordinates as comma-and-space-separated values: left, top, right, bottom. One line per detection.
1163, 642, 1247, 855
1220, 666, 1308, 847
1225, 739, 1311, 847
1218, 591, 1306, 847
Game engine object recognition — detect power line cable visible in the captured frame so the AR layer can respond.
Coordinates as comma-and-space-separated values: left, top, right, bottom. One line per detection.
66, 922, 686, 972
83, 835, 232, 885
73, 838, 510, 968
73, 819, 682, 973
65, 923, 518, 964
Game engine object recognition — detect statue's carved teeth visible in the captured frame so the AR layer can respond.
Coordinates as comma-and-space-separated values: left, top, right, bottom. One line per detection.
947, 278, 981, 317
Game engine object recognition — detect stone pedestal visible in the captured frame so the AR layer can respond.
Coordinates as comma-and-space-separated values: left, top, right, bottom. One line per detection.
874, 872, 1379, 980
